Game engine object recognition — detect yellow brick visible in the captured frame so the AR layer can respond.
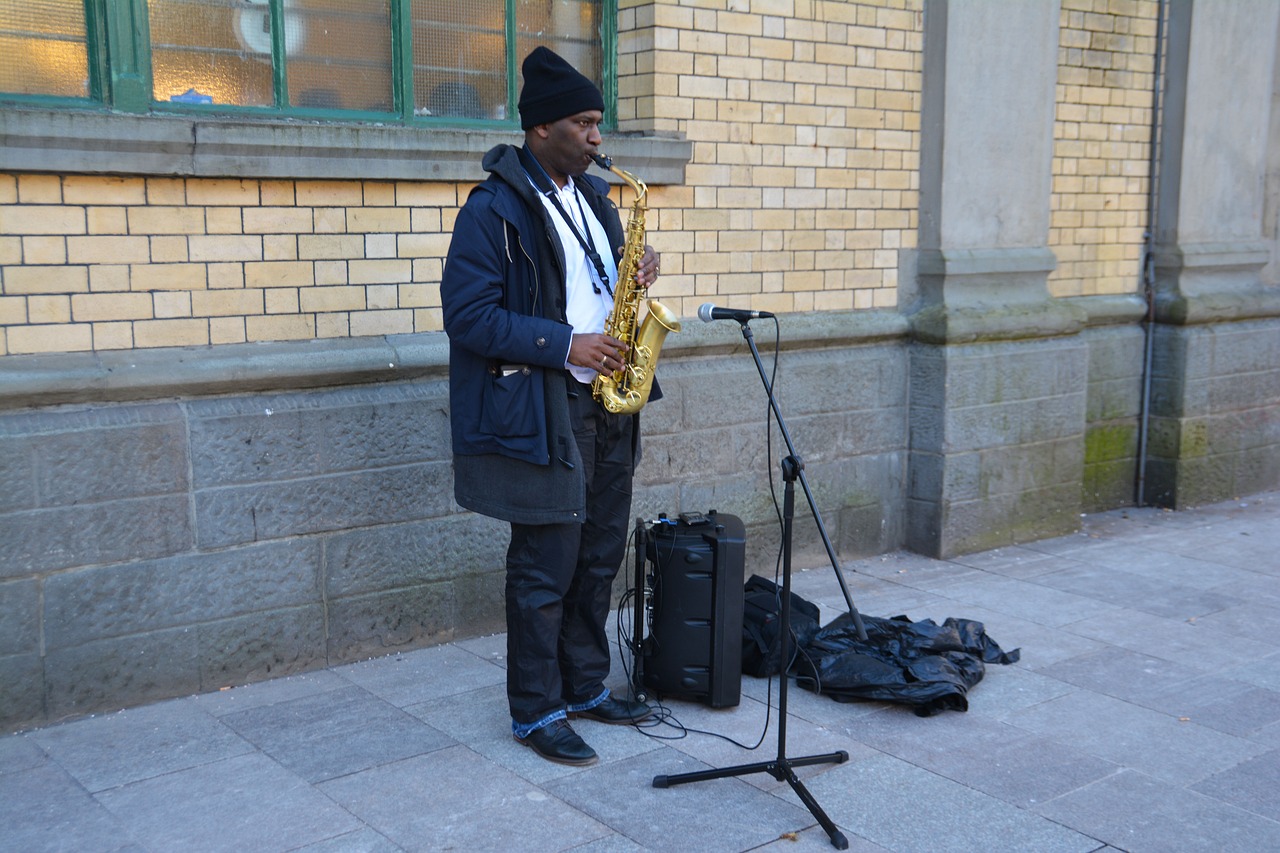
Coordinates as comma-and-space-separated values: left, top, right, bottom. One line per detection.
188, 235, 263, 262
314, 208, 347, 233
409, 208, 442, 232
349, 309, 413, 337
63, 176, 147, 206
187, 179, 260, 207
363, 183, 396, 207
0, 295, 25, 324
67, 236, 151, 264
398, 233, 451, 259
150, 236, 189, 263
365, 284, 398, 310
91, 322, 134, 350
299, 234, 364, 260
7, 323, 92, 354
208, 263, 245, 290
244, 261, 314, 289
28, 295, 70, 324
127, 206, 206, 235
153, 291, 192, 318
398, 283, 436, 308
206, 208, 243, 234
394, 183, 458, 206
88, 264, 130, 292
17, 175, 62, 204
260, 181, 295, 206
0, 175, 15, 204
246, 314, 316, 341
243, 207, 314, 234
0, 205, 86, 235
0, 236, 21, 264
299, 285, 365, 312
264, 288, 299, 314
146, 178, 186, 205
133, 318, 209, 348
22, 236, 67, 265
412, 307, 442, 332
347, 208, 411, 234
264, 235, 299, 261
87, 206, 129, 235
210, 316, 247, 344
130, 263, 206, 292
349, 259, 411, 285
410, 258, 442, 284
4, 265, 89, 295
314, 261, 348, 285
315, 313, 349, 337
72, 292, 153, 321
191, 289, 265, 317
296, 181, 363, 207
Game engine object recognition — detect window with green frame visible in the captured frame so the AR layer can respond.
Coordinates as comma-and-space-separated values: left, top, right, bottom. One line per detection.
0, 0, 615, 125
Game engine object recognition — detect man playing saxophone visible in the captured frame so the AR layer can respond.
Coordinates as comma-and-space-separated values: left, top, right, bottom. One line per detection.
441, 46, 662, 766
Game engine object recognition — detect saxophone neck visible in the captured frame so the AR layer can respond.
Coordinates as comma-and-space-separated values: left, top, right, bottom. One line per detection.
592, 153, 647, 208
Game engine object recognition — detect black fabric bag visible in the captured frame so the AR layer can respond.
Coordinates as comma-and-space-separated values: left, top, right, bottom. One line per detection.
740, 575, 822, 678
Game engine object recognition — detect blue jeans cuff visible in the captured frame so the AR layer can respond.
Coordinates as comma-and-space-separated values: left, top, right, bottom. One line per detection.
512, 709, 566, 740
565, 687, 610, 715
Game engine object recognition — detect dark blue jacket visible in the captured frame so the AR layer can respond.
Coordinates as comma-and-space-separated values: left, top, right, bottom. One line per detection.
441, 144, 628, 523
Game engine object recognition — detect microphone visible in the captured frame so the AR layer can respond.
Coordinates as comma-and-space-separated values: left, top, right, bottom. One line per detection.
698, 303, 775, 323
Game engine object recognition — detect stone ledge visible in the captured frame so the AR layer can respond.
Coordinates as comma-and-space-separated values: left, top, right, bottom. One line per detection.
0, 310, 911, 410
0, 107, 692, 185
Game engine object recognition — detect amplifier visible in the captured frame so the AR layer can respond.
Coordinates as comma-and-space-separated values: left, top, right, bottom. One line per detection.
632, 510, 745, 708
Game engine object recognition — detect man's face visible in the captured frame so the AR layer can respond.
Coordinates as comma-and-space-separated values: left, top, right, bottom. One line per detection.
534, 110, 604, 184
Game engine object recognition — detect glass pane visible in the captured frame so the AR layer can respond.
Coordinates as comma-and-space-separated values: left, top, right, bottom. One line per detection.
149, 0, 274, 106
515, 0, 602, 97
411, 0, 505, 120
287, 0, 393, 112
0, 0, 90, 98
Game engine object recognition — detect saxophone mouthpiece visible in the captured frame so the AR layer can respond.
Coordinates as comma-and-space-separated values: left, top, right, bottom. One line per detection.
590, 153, 613, 170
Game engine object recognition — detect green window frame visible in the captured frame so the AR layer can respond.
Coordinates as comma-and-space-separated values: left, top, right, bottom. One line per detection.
0, 0, 617, 128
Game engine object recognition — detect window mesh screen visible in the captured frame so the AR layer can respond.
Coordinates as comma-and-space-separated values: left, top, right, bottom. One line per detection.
412, 0, 504, 120
516, 0, 602, 100
0, 1, 89, 98
287, 0, 393, 112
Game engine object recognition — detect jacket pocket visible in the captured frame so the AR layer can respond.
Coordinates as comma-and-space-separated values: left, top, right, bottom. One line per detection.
481, 368, 538, 438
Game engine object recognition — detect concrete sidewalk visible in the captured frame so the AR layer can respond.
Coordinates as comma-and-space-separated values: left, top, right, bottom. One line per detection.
3, 491, 1279, 852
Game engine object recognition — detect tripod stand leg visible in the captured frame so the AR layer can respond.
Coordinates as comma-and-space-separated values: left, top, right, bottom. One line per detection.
783, 766, 849, 850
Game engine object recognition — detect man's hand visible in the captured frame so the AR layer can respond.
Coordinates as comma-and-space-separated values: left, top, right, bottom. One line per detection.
635, 245, 661, 289
570, 333, 628, 376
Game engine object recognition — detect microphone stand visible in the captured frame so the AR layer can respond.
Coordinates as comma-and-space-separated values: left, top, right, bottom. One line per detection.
651, 318, 865, 850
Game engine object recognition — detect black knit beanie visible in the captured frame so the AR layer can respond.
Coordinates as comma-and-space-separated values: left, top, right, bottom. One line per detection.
518, 46, 605, 129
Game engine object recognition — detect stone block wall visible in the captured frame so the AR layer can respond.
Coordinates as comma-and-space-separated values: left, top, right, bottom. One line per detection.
0, 319, 911, 731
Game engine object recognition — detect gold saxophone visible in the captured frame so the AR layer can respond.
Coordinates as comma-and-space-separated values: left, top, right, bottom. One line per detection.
590, 153, 680, 414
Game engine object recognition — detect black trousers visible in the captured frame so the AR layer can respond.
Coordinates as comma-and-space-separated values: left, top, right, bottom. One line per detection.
505, 380, 635, 731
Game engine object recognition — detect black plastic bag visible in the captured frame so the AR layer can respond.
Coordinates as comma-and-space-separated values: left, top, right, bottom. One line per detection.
792, 612, 1020, 716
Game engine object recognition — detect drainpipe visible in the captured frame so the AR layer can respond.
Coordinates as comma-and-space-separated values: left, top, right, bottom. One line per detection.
1135, 0, 1168, 507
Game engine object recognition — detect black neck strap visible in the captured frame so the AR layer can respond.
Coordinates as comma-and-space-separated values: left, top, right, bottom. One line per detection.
520, 146, 612, 295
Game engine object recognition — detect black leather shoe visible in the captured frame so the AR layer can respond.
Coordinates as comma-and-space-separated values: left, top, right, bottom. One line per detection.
515, 719, 598, 766
572, 695, 656, 725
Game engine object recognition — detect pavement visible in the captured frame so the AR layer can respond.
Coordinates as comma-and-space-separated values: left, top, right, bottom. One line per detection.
4, 490, 1280, 853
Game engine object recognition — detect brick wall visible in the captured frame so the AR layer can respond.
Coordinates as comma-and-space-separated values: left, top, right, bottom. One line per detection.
1049, 0, 1160, 298
0, 1, 927, 357
0, 173, 455, 356
0, 1, 1174, 356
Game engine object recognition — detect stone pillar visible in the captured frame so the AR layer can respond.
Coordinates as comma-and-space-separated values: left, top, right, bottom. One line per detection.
907, 0, 1086, 557
1146, 0, 1280, 506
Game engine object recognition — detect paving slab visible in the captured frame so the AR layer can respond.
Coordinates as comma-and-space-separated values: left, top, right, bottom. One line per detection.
2, 489, 1277, 852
